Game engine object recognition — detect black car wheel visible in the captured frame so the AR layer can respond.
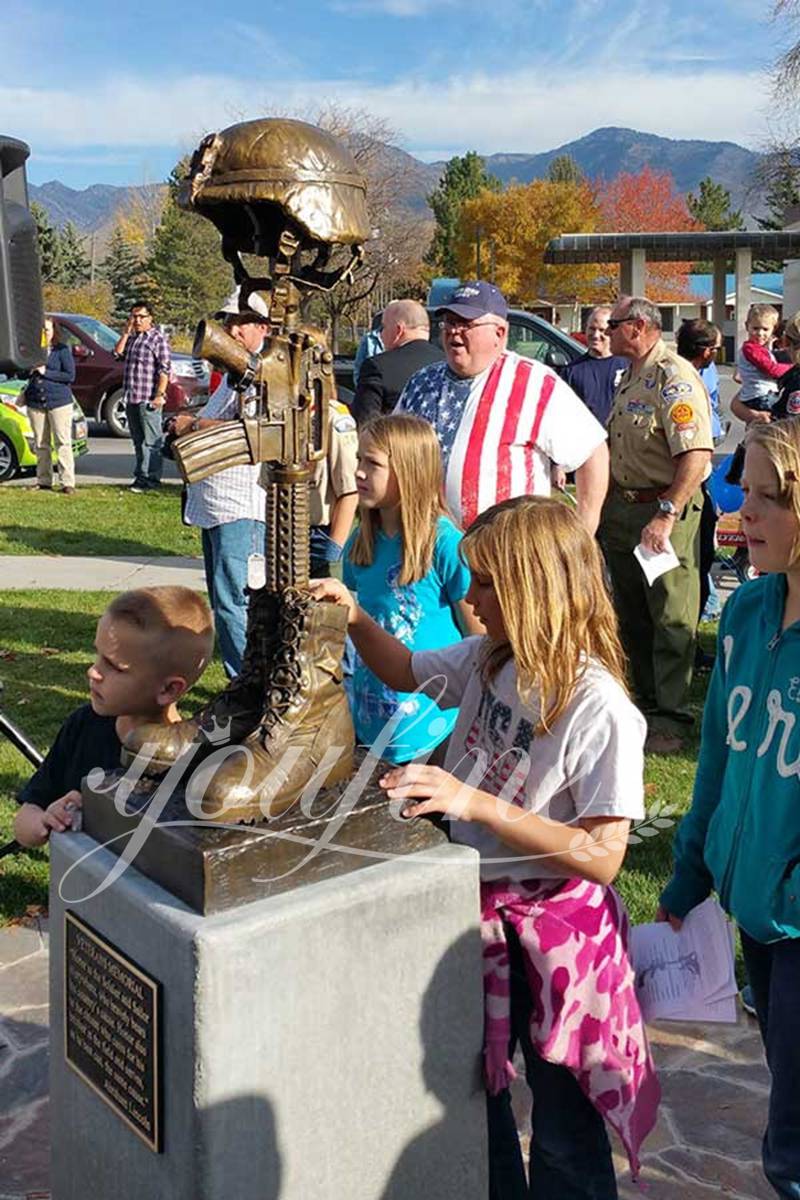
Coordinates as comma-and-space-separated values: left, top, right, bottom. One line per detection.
103, 390, 130, 438
0, 433, 19, 482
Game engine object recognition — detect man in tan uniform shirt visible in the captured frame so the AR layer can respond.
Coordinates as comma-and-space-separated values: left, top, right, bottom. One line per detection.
308, 397, 359, 577
599, 297, 713, 752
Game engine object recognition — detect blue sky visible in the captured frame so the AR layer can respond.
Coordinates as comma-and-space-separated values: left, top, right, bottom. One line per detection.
2, 0, 793, 190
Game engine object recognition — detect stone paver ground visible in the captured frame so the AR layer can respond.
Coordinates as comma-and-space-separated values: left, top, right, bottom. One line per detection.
0, 919, 773, 1200
0, 920, 50, 1200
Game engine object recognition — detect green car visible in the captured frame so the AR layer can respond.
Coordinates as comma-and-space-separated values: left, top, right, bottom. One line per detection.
0, 379, 89, 483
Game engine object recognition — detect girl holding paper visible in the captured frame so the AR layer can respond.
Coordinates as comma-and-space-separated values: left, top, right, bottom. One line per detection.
660, 415, 800, 1199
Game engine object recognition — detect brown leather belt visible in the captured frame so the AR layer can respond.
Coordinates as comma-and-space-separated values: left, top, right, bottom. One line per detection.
612, 482, 663, 504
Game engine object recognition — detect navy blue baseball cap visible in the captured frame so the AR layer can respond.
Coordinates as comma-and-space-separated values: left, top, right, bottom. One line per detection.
437, 281, 508, 321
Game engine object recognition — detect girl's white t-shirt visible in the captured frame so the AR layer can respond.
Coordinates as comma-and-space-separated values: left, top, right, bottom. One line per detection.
411, 637, 646, 881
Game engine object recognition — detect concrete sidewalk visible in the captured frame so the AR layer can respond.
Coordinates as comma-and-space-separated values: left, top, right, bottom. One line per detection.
0, 555, 743, 604
1, 556, 206, 593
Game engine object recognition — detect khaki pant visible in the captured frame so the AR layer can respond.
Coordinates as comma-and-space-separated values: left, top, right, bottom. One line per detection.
599, 487, 703, 730
28, 405, 75, 488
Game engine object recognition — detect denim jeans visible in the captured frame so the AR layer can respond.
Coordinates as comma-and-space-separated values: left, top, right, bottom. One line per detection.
201, 519, 265, 679
740, 929, 800, 1198
127, 402, 163, 487
486, 925, 618, 1200
309, 524, 344, 580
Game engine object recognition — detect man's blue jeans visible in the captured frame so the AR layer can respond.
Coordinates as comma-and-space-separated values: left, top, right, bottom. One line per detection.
740, 929, 800, 1198
201, 520, 265, 679
127, 402, 164, 487
486, 925, 618, 1199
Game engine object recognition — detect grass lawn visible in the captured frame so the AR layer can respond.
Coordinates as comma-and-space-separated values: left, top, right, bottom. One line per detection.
0, 590, 718, 932
0, 485, 201, 558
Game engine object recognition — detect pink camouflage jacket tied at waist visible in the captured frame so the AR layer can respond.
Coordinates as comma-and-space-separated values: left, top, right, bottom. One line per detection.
481, 874, 661, 1179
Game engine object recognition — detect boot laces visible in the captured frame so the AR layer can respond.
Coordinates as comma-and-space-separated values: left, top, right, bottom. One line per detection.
260, 588, 310, 733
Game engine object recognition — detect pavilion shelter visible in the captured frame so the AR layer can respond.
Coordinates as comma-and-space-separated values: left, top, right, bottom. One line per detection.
544, 231, 800, 358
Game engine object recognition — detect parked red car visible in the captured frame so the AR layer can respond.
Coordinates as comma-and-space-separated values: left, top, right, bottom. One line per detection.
50, 313, 210, 438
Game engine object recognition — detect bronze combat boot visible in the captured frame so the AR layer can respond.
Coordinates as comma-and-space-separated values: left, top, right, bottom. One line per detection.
121, 588, 281, 774
185, 587, 354, 824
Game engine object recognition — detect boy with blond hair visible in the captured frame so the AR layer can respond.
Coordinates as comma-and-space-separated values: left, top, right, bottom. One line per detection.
14, 586, 213, 847
732, 304, 792, 425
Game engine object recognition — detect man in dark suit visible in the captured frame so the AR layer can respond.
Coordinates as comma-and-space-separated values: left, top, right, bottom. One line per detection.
352, 299, 444, 425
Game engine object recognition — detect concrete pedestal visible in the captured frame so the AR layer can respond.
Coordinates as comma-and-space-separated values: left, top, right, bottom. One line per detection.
49, 834, 487, 1200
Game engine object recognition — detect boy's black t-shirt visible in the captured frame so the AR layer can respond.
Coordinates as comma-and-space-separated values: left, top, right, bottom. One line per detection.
17, 703, 122, 810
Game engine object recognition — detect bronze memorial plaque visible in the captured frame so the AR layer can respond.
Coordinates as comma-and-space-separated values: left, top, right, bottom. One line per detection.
64, 911, 162, 1152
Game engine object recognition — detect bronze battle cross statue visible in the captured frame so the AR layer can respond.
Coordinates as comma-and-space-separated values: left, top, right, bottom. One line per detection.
122, 118, 370, 825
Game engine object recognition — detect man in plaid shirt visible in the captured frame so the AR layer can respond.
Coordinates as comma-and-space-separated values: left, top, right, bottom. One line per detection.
113, 302, 171, 492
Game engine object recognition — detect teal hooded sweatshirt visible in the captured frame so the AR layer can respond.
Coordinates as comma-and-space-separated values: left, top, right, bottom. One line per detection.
661, 572, 800, 944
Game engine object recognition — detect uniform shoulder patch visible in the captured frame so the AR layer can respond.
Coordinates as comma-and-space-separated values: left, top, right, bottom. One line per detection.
668, 401, 695, 424
661, 380, 694, 403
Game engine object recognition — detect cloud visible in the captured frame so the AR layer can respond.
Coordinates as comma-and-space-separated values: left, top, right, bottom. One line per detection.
329, 0, 456, 13
1, 65, 770, 169
222, 21, 304, 72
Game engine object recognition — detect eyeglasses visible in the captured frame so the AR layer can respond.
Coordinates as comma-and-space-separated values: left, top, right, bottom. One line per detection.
441, 315, 503, 332
606, 316, 637, 330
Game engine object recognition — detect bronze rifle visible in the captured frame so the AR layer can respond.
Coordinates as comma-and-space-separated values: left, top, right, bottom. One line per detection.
171, 291, 334, 592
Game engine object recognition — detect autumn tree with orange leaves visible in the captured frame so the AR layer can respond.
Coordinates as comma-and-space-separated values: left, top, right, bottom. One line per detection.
453, 178, 604, 308
597, 166, 703, 300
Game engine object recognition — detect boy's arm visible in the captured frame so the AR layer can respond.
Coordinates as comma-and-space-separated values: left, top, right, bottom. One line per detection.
14, 790, 82, 848
14, 803, 50, 848
741, 341, 792, 379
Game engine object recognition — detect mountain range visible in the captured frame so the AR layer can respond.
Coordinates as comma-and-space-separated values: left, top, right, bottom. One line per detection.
30, 126, 764, 237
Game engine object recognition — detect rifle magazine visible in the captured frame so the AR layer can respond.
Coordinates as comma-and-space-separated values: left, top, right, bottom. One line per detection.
172, 421, 254, 484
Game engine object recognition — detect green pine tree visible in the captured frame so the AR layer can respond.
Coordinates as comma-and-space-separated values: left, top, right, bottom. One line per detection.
686, 177, 745, 273
103, 226, 148, 324
547, 154, 585, 185
755, 148, 800, 270
425, 151, 501, 276
757, 151, 800, 231
31, 200, 63, 284
59, 221, 91, 288
147, 165, 232, 332
686, 177, 744, 231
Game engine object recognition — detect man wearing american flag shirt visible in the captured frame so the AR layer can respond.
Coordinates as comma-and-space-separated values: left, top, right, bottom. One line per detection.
395, 282, 609, 532
169, 290, 267, 679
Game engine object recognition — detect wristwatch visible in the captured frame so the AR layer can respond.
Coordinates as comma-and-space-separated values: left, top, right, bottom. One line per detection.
657, 498, 678, 517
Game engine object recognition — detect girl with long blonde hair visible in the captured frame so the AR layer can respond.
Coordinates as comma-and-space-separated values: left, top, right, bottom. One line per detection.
342, 413, 477, 763
313, 495, 659, 1197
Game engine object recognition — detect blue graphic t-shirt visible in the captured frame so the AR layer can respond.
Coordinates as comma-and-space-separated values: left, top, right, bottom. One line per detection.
343, 516, 471, 763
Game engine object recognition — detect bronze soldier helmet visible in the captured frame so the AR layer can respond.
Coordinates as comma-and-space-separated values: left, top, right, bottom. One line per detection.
179, 118, 370, 277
